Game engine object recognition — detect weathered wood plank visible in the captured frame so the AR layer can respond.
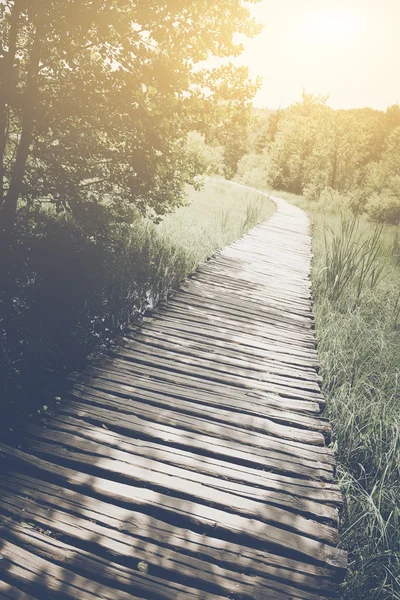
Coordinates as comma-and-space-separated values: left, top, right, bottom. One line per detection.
65, 386, 335, 472
0, 473, 339, 590
117, 338, 323, 395
0, 443, 347, 571
24, 424, 340, 524
138, 315, 321, 369
74, 370, 327, 446
52, 414, 342, 499
1, 523, 328, 600
83, 363, 330, 436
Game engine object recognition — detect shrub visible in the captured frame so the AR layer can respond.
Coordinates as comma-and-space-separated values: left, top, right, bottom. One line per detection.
0, 179, 274, 431
0, 205, 189, 425
365, 191, 400, 225
235, 151, 269, 189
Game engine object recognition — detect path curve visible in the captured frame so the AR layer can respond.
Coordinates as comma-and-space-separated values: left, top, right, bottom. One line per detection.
0, 189, 347, 600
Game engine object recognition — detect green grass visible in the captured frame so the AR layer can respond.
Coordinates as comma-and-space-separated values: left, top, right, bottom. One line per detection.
271, 188, 400, 600
0, 177, 274, 432
158, 178, 274, 273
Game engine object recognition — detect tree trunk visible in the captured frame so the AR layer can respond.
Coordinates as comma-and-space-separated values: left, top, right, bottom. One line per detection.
0, 14, 43, 252
0, 0, 22, 208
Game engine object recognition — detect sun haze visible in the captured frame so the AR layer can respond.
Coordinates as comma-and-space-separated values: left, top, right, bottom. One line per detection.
237, 0, 400, 110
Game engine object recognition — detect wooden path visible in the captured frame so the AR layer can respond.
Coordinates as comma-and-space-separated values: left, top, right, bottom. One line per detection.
0, 192, 347, 599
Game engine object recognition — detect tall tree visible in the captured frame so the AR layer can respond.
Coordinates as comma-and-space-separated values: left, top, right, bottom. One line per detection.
0, 0, 260, 249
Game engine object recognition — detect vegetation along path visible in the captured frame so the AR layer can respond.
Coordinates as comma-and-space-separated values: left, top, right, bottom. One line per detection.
0, 191, 347, 599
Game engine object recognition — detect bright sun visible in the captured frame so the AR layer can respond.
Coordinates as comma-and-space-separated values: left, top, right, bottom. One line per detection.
300, 9, 363, 43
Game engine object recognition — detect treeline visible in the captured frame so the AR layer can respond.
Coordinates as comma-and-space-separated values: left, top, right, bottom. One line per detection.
235, 93, 400, 224
0, 0, 258, 425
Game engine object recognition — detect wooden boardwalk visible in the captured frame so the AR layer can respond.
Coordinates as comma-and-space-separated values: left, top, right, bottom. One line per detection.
0, 193, 347, 599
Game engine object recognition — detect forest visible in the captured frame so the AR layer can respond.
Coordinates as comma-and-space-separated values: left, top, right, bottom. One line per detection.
237, 93, 400, 225
1, 2, 399, 600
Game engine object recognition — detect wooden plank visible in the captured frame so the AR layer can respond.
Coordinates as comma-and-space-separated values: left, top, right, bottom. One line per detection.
88, 362, 323, 426
145, 310, 321, 363
25, 424, 339, 524
52, 414, 342, 500
75, 370, 327, 446
0, 582, 40, 600
65, 385, 335, 472
0, 443, 347, 571
126, 325, 322, 383
0, 473, 340, 591
166, 291, 314, 331
159, 302, 317, 348
117, 337, 323, 395
88, 353, 322, 416
134, 316, 319, 374
0, 538, 223, 600
0, 496, 333, 600
85, 364, 330, 436
187, 270, 312, 309
137, 316, 321, 369
24, 434, 338, 543
107, 349, 326, 407
180, 279, 313, 317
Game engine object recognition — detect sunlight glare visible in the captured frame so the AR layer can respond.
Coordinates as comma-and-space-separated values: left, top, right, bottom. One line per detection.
300, 9, 363, 43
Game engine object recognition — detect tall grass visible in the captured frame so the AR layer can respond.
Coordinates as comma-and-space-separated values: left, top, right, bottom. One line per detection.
271, 189, 400, 600
312, 214, 400, 600
0, 178, 273, 433
317, 215, 387, 308
159, 178, 273, 271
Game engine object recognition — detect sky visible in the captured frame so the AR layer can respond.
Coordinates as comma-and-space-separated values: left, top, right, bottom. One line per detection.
233, 0, 400, 111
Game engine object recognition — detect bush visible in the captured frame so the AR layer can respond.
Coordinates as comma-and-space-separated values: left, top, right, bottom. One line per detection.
303, 185, 344, 212
186, 132, 224, 178
0, 205, 190, 426
0, 179, 274, 431
235, 151, 269, 189
365, 191, 400, 225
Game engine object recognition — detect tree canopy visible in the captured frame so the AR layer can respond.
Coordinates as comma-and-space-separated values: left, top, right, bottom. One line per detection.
237, 93, 400, 224
0, 0, 261, 242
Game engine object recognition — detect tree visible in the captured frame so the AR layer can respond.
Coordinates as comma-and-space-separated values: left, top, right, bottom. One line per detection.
192, 64, 261, 179
0, 0, 261, 248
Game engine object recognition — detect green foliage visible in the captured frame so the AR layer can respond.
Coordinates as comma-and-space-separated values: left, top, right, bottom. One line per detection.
310, 211, 400, 600
0, 0, 260, 239
0, 178, 274, 431
235, 151, 269, 189
268, 190, 400, 599
185, 132, 224, 181
241, 95, 400, 225
316, 215, 386, 308
195, 64, 261, 180
366, 191, 400, 225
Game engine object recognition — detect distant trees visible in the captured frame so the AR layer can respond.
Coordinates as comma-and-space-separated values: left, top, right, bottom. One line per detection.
236, 93, 400, 224
0, 0, 260, 248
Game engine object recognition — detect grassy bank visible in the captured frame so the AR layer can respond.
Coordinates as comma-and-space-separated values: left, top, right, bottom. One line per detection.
273, 189, 400, 600
0, 178, 273, 433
